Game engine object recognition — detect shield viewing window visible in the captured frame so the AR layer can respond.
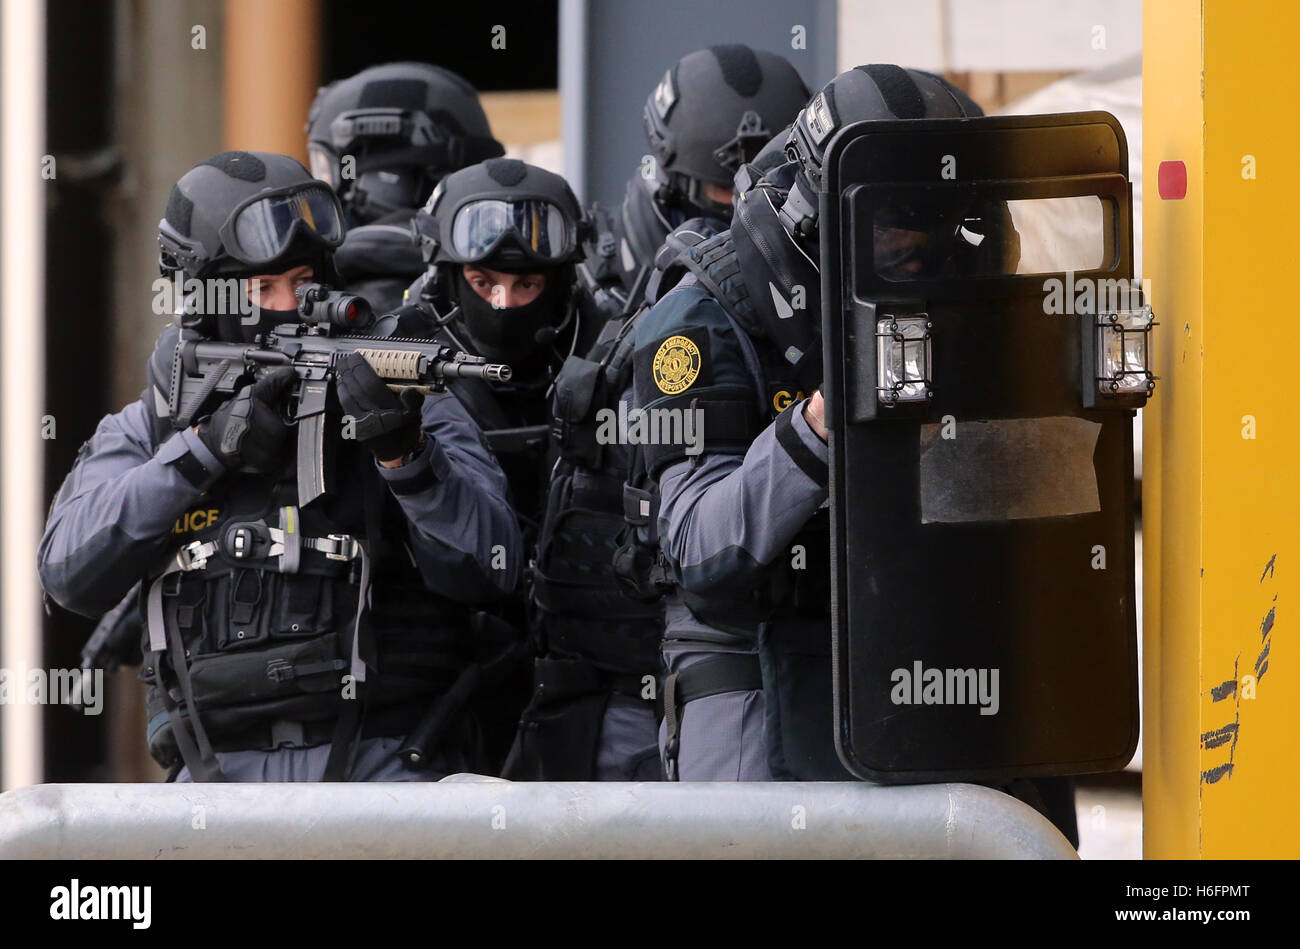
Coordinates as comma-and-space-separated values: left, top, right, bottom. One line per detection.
876, 315, 932, 405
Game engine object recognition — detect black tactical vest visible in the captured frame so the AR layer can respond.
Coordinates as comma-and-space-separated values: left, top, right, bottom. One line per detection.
140, 329, 473, 770
532, 310, 664, 675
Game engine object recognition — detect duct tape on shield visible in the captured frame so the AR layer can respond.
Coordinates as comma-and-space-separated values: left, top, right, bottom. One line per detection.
919, 416, 1102, 524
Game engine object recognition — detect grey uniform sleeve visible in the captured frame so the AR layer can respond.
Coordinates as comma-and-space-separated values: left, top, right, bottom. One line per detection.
38, 402, 227, 618
657, 400, 829, 596
376, 390, 521, 603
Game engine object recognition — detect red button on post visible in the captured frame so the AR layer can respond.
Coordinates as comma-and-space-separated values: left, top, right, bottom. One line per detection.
1158, 160, 1187, 199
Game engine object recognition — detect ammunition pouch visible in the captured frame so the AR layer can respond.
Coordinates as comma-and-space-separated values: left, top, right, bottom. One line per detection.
612, 478, 673, 603
141, 503, 471, 775
551, 355, 606, 468
533, 464, 662, 668
143, 623, 462, 770
550, 308, 638, 467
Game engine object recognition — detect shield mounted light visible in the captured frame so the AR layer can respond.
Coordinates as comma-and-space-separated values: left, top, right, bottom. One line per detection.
876, 314, 933, 405
1095, 304, 1156, 396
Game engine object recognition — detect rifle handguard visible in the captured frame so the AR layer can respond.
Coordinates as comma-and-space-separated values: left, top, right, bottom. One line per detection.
354, 348, 421, 381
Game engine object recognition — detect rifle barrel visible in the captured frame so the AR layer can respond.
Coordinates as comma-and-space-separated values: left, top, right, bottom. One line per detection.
442, 361, 511, 382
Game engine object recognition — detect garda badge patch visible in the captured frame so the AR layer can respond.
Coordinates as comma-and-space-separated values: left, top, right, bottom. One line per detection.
652, 335, 702, 395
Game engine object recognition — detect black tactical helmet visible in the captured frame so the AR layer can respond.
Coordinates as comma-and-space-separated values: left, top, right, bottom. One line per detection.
730, 159, 825, 390
779, 65, 982, 236
782, 65, 1018, 278
306, 62, 504, 224
643, 45, 809, 219
159, 150, 345, 282
413, 158, 584, 271
730, 67, 992, 392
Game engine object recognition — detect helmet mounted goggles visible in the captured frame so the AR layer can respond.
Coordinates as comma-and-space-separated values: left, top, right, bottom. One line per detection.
216, 182, 345, 270
448, 197, 575, 266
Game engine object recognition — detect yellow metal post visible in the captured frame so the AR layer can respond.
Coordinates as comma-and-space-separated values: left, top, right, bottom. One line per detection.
1144, 0, 1300, 858
222, 0, 320, 161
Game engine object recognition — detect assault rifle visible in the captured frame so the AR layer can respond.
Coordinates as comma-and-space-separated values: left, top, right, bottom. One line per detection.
167, 284, 512, 504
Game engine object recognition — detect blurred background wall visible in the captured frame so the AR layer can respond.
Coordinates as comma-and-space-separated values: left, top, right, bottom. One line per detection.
561, 0, 838, 208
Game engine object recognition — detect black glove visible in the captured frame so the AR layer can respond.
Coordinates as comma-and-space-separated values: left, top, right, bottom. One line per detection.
334, 352, 424, 462
197, 366, 295, 474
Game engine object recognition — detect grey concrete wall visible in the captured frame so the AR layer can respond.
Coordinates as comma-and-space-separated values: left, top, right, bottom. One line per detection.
560, 0, 836, 208
110, 0, 225, 409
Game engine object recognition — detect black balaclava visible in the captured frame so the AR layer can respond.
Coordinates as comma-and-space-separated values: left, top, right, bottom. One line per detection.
217, 300, 300, 343
451, 265, 568, 374
213, 250, 327, 343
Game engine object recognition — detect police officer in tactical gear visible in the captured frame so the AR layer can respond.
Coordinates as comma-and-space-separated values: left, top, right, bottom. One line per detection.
631, 65, 1080, 843
505, 52, 808, 782
577, 45, 810, 326
400, 158, 589, 772
307, 62, 504, 311
516, 208, 732, 781
631, 67, 988, 783
38, 150, 521, 782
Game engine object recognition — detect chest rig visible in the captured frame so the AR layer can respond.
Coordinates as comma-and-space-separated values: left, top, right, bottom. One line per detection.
140, 349, 473, 780
538, 216, 733, 673
501, 289, 666, 781
533, 300, 664, 675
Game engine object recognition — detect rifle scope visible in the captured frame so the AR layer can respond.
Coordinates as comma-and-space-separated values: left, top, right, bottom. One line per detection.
295, 283, 375, 330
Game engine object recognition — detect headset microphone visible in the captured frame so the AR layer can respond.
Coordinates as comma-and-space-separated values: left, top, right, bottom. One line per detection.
534, 300, 575, 345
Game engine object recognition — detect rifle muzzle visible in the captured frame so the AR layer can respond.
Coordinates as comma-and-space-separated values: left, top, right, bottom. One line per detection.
443, 362, 512, 383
